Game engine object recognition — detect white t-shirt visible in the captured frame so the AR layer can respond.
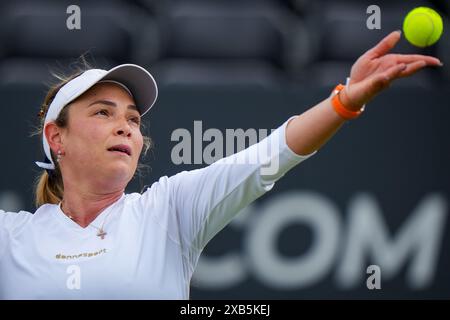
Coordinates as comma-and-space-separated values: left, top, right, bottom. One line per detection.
0, 117, 316, 299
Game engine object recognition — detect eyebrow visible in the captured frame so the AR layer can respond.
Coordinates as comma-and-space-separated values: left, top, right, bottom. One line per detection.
88, 100, 140, 113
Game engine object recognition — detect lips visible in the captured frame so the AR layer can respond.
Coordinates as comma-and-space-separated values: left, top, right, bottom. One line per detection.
107, 144, 132, 156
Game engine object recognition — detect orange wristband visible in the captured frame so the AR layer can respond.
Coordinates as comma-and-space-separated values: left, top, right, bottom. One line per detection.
331, 84, 364, 120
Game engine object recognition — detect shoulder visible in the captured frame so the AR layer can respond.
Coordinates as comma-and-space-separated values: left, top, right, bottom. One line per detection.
0, 209, 34, 234
124, 174, 189, 216
135, 174, 189, 200
127, 175, 172, 207
0, 203, 63, 236
138, 171, 199, 201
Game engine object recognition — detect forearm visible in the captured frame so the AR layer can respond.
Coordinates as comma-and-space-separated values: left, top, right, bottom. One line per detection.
286, 96, 348, 156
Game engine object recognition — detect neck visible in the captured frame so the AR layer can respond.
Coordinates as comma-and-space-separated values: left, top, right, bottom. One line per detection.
60, 190, 124, 228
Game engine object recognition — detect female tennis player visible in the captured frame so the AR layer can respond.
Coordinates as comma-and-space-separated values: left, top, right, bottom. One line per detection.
0, 31, 442, 299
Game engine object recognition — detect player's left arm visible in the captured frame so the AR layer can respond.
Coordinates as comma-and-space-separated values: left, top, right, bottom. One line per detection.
286, 30, 442, 156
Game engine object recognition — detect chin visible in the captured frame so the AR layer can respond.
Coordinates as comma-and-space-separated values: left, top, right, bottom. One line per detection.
105, 163, 133, 179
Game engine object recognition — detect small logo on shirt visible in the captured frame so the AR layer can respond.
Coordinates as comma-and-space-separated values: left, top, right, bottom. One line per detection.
55, 248, 107, 261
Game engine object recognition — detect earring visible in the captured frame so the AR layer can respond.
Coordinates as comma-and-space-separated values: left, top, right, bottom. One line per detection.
57, 150, 63, 163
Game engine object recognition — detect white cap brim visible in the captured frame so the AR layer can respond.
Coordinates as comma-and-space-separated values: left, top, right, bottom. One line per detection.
99, 64, 158, 117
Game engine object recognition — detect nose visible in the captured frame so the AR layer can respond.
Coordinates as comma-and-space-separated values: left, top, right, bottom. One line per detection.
115, 118, 132, 137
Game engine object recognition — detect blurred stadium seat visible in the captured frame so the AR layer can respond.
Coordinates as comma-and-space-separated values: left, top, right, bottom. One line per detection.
147, 0, 310, 88
0, 0, 446, 88
0, 1, 159, 86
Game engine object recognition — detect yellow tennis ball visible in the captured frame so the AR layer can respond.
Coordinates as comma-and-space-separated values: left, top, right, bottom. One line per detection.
403, 7, 443, 47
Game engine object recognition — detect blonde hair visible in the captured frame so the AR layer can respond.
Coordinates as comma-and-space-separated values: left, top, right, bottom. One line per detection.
31, 62, 153, 208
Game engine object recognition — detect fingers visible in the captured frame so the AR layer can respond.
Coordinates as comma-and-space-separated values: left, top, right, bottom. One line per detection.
392, 54, 442, 67
371, 60, 430, 88
383, 63, 407, 81
345, 62, 411, 107
366, 30, 402, 59
371, 63, 407, 90
398, 60, 427, 78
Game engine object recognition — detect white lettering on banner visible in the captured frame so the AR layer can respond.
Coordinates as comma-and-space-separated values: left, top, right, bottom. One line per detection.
192, 192, 447, 291
247, 192, 340, 289
337, 193, 447, 289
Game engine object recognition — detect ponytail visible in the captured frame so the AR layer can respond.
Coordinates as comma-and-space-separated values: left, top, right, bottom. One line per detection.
34, 169, 64, 207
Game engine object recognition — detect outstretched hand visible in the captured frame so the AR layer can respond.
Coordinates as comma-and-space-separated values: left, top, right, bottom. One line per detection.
340, 30, 442, 110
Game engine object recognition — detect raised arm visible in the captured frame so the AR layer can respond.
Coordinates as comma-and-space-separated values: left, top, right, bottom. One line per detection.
286, 31, 442, 156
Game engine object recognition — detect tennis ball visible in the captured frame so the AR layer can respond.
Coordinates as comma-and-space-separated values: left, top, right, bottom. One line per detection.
403, 7, 443, 47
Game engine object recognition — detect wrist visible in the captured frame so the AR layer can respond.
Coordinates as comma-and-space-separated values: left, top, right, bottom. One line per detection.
339, 87, 363, 112
330, 84, 365, 120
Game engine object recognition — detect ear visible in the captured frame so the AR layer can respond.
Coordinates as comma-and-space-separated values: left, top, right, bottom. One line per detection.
44, 122, 64, 154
